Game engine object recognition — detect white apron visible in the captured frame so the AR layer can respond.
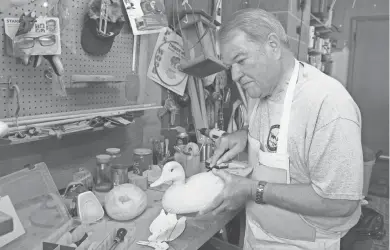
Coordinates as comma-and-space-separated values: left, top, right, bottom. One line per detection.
243, 60, 341, 250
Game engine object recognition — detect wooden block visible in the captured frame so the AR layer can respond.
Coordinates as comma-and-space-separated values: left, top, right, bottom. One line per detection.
0, 211, 13, 237
0, 195, 25, 248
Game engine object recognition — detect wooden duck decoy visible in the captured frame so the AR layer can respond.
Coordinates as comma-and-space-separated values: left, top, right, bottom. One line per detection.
150, 161, 224, 214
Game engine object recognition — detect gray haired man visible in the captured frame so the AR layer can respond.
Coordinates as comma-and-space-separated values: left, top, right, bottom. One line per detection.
200, 8, 364, 250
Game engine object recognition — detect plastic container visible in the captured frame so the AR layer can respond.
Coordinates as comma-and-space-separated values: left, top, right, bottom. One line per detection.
133, 148, 153, 176
95, 154, 113, 192
0, 162, 136, 250
0, 163, 72, 250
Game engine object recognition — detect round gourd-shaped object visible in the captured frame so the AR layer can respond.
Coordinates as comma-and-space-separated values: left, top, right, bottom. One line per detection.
0, 121, 9, 138
104, 183, 147, 221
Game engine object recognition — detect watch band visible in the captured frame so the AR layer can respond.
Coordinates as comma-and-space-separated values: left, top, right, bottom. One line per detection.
255, 181, 267, 204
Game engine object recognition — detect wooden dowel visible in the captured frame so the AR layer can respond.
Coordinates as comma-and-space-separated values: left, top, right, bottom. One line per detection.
196, 78, 209, 129
188, 77, 204, 141
1, 103, 157, 123
7, 105, 162, 133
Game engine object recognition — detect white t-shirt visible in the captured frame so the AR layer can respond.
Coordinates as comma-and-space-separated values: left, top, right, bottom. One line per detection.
248, 62, 364, 234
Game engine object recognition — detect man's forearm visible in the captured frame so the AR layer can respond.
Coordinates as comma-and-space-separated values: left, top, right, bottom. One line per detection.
249, 182, 359, 217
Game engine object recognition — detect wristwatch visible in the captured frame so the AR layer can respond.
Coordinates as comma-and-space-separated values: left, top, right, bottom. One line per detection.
255, 181, 267, 204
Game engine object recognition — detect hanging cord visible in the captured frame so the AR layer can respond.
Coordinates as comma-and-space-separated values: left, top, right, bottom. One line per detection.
297, 0, 306, 58
176, 0, 221, 51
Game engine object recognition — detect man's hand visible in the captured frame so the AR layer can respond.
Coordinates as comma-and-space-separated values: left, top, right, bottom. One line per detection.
209, 128, 248, 167
198, 169, 257, 216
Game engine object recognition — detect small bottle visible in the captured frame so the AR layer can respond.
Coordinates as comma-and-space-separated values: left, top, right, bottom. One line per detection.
94, 154, 113, 192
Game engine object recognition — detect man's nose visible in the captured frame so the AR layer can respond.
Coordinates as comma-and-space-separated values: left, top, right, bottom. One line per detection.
231, 64, 243, 83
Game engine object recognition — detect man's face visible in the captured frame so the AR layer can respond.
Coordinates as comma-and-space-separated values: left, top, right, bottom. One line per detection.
47, 21, 55, 31
221, 30, 282, 99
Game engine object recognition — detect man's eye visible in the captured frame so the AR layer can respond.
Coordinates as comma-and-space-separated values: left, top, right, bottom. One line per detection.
237, 59, 245, 65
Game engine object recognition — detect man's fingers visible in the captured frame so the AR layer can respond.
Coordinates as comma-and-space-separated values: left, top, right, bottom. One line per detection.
216, 144, 241, 165
210, 138, 229, 166
198, 194, 224, 215
212, 202, 228, 216
211, 169, 231, 182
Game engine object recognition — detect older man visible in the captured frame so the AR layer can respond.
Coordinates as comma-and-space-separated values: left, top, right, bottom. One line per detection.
200, 8, 364, 250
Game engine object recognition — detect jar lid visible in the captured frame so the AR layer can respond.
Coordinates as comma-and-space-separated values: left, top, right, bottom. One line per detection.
96, 154, 111, 163
134, 148, 152, 155
106, 148, 121, 155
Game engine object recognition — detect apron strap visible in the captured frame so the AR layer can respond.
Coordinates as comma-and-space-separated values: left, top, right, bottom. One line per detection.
248, 98, 261, 129
277, 59, 300, 154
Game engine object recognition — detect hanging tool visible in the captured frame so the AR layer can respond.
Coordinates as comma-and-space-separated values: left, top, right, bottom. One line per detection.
198, 127, 226, 141
7, 77, 23, 138
214, 0, 223, 58
99, 0, 110, 36
158, 91, 179, 126
214, 70, 227, 130
108, 228, 127, 250
15, 11, 37, 36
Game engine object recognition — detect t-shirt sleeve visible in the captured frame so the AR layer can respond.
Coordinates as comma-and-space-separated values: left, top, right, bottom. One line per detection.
308, 117, 364, 200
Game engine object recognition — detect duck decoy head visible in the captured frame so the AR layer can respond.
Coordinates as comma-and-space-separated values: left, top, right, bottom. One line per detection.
150, 161, 186, 187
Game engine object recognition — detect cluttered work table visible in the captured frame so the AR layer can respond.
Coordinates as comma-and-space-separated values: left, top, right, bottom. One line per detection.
126, 188, 240, 250
0, 155, 249, 250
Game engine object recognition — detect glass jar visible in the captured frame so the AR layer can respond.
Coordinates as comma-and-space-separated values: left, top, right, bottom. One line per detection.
106, 148, 122, 166
133, 148, 153, 176
94, 154, 113, 192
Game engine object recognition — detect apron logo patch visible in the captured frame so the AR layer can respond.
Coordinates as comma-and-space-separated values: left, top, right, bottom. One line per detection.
267, 124, 280, 152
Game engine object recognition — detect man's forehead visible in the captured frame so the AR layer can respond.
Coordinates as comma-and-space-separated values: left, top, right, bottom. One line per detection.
220, 32, 250, 63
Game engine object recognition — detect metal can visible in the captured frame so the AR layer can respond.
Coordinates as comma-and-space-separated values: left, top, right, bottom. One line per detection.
176, 132, 189, 146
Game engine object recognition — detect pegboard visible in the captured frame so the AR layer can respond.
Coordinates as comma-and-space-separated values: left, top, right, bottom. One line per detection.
0, 0, 136, 119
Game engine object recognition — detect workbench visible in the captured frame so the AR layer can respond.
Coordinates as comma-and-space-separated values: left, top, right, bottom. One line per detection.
124, 188, 242, 250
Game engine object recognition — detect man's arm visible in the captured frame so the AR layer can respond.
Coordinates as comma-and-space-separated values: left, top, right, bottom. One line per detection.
248, 115, 363, 218
249, 182, 359, 217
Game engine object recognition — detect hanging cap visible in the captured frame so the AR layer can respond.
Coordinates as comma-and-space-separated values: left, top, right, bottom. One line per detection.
106, 148, 121, 155
96, 154, 111, 163
81, 0, 125, 56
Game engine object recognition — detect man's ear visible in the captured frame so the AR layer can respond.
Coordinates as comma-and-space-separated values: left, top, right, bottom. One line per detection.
266, 33, 282, 60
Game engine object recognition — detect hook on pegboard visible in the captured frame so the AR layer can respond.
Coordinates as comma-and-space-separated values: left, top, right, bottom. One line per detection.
0, 76, 21, 121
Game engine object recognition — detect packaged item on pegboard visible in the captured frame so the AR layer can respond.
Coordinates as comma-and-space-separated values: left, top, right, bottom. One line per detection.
4, 15, 61, 57
50, 0, 77, 55
123, 0, 168, 35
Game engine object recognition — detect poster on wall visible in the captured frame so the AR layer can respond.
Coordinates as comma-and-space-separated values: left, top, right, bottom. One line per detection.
122, 0, 168, 35
147, 28, 189, 96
